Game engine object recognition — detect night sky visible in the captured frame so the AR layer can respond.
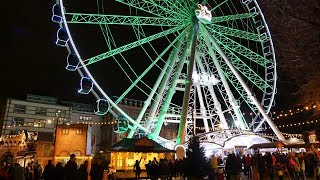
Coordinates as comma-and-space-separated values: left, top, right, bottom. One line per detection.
2, 0, 320, 110
2, 0, 92, 102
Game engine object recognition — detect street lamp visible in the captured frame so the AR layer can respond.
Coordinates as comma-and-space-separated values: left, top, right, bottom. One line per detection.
53, 110, 61, 163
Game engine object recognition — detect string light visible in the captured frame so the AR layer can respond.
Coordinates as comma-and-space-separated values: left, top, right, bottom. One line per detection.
243, 105, 320, 120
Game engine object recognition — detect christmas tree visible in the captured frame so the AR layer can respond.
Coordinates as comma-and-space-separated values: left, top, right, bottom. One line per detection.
184, 136, 209, 178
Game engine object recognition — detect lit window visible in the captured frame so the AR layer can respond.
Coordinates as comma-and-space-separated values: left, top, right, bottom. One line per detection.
76, 129, 83, 135
79, 116, 83, 120
34, 120, 45, 128
62, 129, 69, 135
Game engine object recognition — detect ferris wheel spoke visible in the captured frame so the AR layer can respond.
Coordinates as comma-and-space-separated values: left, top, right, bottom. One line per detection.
195, 55, 229, 129
199, 28, 248, 130
100, 25, 117, 52
116, 0, 189, 19
211, 13, 253, 23
200, 23, 285, 140
157, 0, 191, 18
205, 40, 271, 91
199, 23, 248, 129
182, 0, 196, 11
114, 36, 183, 104
149, 31, 195, 140
219, 60, 259, 114
208, 46, 261, 121
210, 31, 271, 67
127, 30, 189, 138
65, 13, 185, 26
208, 24, 267, 42
84, 25, 187, 66
210, 0, 231, 12
111, 27, 190, 108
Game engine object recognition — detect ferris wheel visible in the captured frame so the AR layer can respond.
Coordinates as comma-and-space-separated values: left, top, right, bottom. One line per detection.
52, 0, 286, 145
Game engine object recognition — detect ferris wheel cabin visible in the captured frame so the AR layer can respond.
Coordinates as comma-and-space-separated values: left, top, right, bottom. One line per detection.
65, 53, 80, 71
78, 77, 93, 94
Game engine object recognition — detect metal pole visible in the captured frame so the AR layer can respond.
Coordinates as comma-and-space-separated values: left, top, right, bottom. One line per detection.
52, 110, 61, 164
177, 20, 199, 144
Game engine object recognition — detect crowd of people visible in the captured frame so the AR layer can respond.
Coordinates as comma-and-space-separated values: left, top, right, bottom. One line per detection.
134, 147, 320, 180
223, 147, 320, 180
0, 154, 116, 180
2, 147, 320, 180
135, 157, 185, 180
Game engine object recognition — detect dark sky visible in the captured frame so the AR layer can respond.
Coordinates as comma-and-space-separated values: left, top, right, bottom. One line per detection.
1, 0, 319, 109
2, 0, 92, 102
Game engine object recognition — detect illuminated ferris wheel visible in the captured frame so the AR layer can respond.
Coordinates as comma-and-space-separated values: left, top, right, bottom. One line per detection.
52, 0, 286, 145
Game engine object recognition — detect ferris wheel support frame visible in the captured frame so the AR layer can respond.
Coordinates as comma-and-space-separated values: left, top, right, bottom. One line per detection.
148, 28, 193, 140
199, 27, 248, 130
177, 20, 199, 144
195, 55, 229, 130
145, 34, 186, 132
195, 85, 210, 133
199, 23, 286, 142
127, 29, 188, 138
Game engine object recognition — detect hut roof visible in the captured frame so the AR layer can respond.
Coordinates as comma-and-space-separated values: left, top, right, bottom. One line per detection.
110, 137, 175, 153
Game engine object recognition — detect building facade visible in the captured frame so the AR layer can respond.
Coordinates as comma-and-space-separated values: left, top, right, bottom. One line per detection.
0, 94, 103, 154
62, 101, 102, 153
0, 94, 177, 160
54, 124, 92, 165
1, 94, 71, 135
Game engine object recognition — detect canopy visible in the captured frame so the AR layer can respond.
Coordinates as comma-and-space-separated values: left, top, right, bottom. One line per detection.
110, 137, 175, 153
224, 134, 270, 149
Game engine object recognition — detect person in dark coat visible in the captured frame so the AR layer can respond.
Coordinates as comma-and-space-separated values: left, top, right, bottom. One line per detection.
78, 160, 88, 180
42, 160, 55, 180
90, 158, 104, 180
54, 162, 65, 180
33, 162, 42, 180
64, 154, 78, 179
12, 163, 25, 180
225, 154, 233, 180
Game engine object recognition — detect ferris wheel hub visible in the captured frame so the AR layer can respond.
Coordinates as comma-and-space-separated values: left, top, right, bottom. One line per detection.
195, 4, 212, 24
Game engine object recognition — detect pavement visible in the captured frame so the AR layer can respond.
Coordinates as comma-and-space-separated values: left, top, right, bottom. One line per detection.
113, 171, 315, 179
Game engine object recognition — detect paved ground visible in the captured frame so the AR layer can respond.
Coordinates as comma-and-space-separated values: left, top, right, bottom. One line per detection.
113, 171, 315, 179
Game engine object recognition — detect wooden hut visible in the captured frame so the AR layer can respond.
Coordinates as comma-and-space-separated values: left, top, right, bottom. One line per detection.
109, 137, 175, 170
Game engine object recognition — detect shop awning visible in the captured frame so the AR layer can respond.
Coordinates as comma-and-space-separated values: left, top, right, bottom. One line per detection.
109, 137, 175, 153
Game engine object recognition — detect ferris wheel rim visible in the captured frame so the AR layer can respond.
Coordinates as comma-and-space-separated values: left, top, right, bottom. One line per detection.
57, 0, 279, 142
